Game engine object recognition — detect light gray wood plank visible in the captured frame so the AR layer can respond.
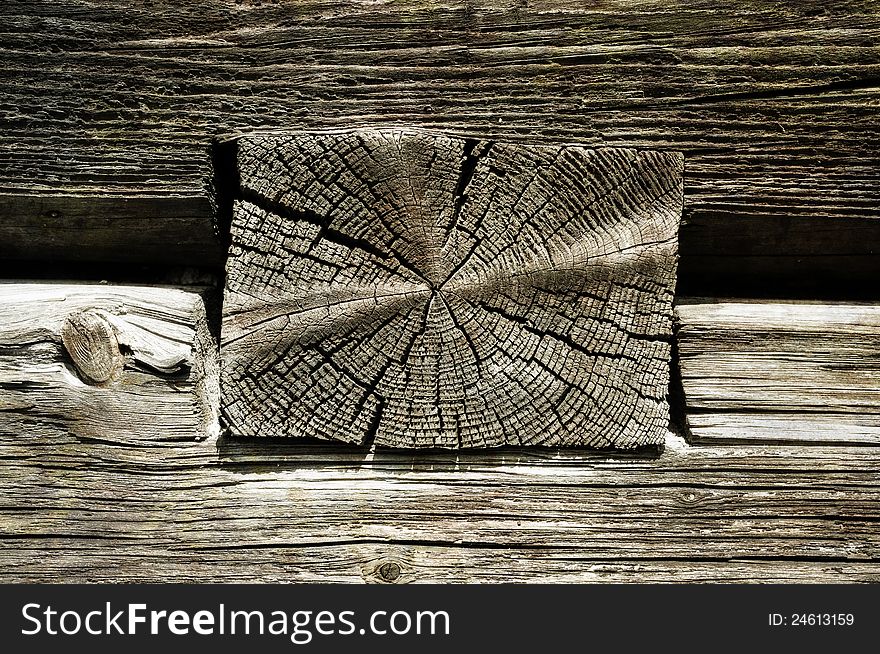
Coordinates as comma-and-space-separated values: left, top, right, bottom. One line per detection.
2, 288, 879, 581
676, 300, 880, 444
0, 283, 218, 444
3, 544, 880, 584
1, 430, 880, 582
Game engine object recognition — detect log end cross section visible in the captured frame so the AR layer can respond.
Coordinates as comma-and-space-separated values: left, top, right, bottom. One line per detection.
221, 129, 682, 449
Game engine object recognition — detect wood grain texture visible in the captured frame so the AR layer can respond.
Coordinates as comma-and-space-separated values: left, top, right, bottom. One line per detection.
222, 129, 681, 448
677, 300, 880, 444
2, 0, 879, 583
1, 433, 879, 582
0, 283, 218, 444
0, 0, 878, 293
0, 194, 222, 266
2, 290, 879, 582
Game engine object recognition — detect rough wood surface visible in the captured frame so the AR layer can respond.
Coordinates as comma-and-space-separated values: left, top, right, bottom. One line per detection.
1, 433, 879, 583
677, 300, 880, 444
1, 1, 878, 293
222, 130, 681, 448
2, 290, 879, 581
0, 194, 222, 266
0, 283, 218, 444
2, 0, 879, 584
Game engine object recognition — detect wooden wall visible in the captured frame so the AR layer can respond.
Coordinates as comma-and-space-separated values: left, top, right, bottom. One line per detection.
1, 0, 879, 582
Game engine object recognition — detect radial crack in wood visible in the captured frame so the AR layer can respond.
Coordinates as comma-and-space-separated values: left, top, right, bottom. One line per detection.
221, 129, 682, 449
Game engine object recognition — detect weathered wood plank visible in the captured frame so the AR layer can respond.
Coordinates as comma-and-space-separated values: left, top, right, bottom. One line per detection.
0, 194, 222, 266
1, 1, 878, 292
222, 130, 681, 448
1, 433, 879, 582
3, 289, 878, 581
4, 543, 880, 584
0, 283, 218, 443
676, 300, 880, 444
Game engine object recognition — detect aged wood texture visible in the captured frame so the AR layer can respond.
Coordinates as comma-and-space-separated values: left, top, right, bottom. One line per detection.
1, 1, 879, 294
222, 130, 681, 448
677, 300, 880, 444
0, 195, 222, 266
2, 293, 879, 581
1, 433, 880, 582
2, 0, 879, 584
0, 283, 218, 443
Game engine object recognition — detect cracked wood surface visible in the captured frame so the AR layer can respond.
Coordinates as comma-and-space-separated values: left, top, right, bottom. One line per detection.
1, 1, 878, 295
677, 300, 880, 444
222, 130, 681, 448
0, 283, 218, 444
2, 0, 879, 582
1, 284, 879, 581
1, 433, 879, 583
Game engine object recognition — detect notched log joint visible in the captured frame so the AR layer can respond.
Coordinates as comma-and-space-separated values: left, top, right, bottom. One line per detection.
221, 128, 683, 449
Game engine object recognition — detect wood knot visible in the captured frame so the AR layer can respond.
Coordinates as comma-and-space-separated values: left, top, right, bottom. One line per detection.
364, 560, 403, 584
378, 561, 401, 582
674, 489, 713, 507
61, 309, 125, 384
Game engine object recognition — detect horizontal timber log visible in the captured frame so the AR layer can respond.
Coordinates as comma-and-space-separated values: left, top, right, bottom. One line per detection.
1, 434, 880, 582
676, 299, 880, 444
0, 194, 222, 266
0, 283, 218, 444
0, 1, 878, 294
2, 285, 879, 581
